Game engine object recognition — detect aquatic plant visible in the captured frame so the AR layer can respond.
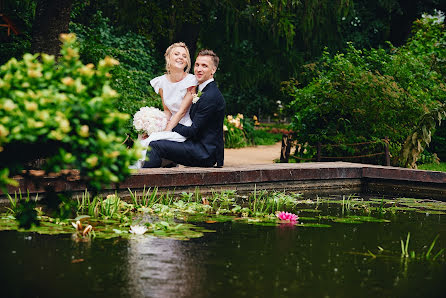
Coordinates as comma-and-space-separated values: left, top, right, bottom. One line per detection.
76, 192, 132, 219
6, 190, 36, 215
72, 220, 93, 236
129, 186, 160, 208
6, 190, 39, 229
401, 232, 412, 258
4, 187, 446, 243
129, 225, 148, 235
400, 232, 444, 261
276, 211, 298, 222
101, 194, 122, 217
71, 219, 94, 242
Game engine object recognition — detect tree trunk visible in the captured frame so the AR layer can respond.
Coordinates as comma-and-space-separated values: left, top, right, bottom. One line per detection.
31, 0, 73, 55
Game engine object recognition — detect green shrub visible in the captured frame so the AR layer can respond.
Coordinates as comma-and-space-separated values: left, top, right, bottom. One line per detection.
417, 162, 446, 172
0, 34, 31, 66
224, 114, 250, 148
0, 33, 140, 191
283, 14, 446, 164
406, 12, 446, 162
252, 129, 282, 146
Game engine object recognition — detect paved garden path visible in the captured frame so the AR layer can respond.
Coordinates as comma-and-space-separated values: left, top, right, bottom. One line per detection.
223, 142, 282, 166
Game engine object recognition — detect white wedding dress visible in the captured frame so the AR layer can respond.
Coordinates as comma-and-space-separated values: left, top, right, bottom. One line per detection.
130, 73, 198, 169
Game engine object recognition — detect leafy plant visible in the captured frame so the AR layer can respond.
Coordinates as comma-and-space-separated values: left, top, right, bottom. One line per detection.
400, 232, 444, 261
399, 103, 446, 168
224, 114, 251, 148
0, 33, 141, 194
129, 186, 160, 208
6, 190, 39, 229
283, 14, 446, 164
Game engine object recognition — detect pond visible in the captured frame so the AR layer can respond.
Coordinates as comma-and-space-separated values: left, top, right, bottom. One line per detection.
1, 194, 446, 297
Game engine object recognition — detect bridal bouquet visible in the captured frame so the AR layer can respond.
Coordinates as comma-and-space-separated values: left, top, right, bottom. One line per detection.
132, 106, 167, 135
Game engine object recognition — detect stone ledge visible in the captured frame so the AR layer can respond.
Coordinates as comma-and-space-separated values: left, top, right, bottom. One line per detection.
4, 162, 446, 200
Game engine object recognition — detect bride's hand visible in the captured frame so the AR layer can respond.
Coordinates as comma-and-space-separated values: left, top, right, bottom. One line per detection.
138, 133, 148, 140
164, 122, 172, 131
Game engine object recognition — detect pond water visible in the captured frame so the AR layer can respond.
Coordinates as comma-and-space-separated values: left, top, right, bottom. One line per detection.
1, 197, 446, 298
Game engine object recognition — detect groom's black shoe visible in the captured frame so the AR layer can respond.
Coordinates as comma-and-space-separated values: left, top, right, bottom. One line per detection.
163, 162, 178, 168
161, 158, 178, 168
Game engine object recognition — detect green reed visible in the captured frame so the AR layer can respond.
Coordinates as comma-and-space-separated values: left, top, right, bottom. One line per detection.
400, 232, 444, 261
7, 190, 37, 216
76, 191, 126, 218
129, 186, 160, 208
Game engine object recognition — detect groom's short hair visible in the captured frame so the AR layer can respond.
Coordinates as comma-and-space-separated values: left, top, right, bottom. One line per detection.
197, 49, 219, 69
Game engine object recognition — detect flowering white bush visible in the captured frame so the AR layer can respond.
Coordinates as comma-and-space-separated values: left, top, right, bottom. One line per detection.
421, 9, 445, 25
133, 107, 167, 135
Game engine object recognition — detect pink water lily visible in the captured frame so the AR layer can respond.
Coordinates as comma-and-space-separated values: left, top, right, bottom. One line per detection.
276, 211, 298, 222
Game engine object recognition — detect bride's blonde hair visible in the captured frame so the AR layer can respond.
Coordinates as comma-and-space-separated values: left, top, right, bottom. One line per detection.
165, 42, 191, 74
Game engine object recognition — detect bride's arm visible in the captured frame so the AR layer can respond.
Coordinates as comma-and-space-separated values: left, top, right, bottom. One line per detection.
164, 86, 195, 131
160, 89, 172, 120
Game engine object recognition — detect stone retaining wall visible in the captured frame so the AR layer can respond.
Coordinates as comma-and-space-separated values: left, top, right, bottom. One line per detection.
4, 162, 446, 201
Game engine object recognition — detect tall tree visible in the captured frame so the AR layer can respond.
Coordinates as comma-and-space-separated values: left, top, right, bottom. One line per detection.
31, 0, 73, 55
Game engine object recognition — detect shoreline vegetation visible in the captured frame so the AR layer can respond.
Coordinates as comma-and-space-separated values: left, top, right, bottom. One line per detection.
1, 188, 446, 261
418, 162, 446, 172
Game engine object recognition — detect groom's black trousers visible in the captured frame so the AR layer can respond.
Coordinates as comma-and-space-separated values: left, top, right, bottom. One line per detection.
142, 140, 216, 168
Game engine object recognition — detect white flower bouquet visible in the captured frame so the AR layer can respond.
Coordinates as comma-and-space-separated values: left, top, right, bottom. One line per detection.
132, 106, 167, 135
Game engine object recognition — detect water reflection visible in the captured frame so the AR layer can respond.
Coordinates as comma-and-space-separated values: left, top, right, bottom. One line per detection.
126, 236, 204, 297
1, 206, 446, 297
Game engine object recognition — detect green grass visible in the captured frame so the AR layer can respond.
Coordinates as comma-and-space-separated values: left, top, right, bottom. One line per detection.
252, 130, 282, 145
417, 162, 446, 172
257, 122, 290, 130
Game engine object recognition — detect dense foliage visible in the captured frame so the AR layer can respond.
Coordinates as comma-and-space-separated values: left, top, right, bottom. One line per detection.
0, 34, 140, 192
71, 0, 445, 117
283, 13, 446, 164
0, 0, 35, 65
1, 1, 446, 161
2, 1, 446, 118
70, 13, 163, 140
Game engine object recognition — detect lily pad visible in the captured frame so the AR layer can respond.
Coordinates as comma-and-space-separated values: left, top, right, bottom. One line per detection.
416, 210, 446, 215
315, 199, 346, 204
74, 215, 91, 221
346, 216, 390, 223
386, 207, 418, 212
331, 218, 363, 224
298, 209, 323, 213
250, 222, 280, 227
297, 216, 318, 221
297, 223, 331, 228
184, 214, 234, 223
403, 202, 446, 211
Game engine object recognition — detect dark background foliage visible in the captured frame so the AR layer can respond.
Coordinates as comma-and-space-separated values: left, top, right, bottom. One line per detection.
1, 0, 445, 159
2, 0, 445, 115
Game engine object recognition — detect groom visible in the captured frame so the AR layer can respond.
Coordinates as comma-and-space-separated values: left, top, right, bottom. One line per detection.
143, 49, 225, 168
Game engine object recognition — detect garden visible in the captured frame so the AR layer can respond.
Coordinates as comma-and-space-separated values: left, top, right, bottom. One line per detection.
1, 1, 446, 297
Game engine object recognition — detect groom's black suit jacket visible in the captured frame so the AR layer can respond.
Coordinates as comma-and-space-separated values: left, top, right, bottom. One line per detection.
172, 81, 225, 166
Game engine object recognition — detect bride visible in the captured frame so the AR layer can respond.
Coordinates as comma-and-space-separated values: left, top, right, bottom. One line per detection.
130, 42, 197, 169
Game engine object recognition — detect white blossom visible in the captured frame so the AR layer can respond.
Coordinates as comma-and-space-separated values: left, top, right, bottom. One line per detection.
422, 9, 445, 25
129, 225, 148, 235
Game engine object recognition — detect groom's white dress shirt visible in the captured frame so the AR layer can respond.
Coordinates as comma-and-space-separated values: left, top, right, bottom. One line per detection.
198, 78, 214, 92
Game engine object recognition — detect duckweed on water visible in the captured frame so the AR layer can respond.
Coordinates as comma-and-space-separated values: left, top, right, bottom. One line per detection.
2, 188, 446, 242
